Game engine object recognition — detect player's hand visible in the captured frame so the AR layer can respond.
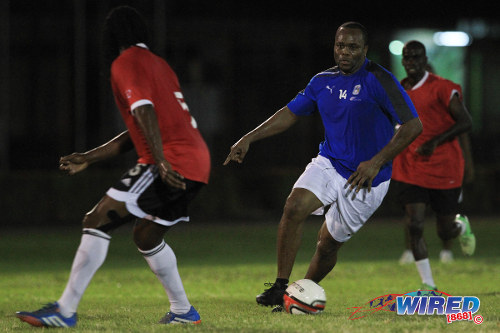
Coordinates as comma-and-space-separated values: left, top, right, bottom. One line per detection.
416, 140, 437, 156
157, 159, 186, 190
345, 160, 380, 198
59, 153, 90, 175
223, 137, 250, 165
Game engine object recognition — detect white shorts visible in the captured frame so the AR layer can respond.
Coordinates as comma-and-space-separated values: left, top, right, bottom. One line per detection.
293, 155, 390, 242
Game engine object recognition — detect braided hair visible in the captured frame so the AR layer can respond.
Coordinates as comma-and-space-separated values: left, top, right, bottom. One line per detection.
102, 6, 151, 65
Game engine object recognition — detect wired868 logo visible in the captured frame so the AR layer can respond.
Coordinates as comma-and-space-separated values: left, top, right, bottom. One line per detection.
397, 293, 482, 324
348, 290, 483, 324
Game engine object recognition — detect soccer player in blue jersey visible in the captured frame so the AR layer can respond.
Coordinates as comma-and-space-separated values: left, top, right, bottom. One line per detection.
224, 22, 423, 309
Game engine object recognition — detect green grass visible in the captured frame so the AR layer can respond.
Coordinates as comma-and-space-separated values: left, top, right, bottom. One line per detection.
1, 216, 498, 332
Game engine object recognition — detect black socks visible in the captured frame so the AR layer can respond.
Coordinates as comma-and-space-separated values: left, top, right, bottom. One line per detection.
275, 278, 289, 289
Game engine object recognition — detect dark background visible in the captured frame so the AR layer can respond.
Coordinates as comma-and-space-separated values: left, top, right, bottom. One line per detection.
1, 0, 499, 226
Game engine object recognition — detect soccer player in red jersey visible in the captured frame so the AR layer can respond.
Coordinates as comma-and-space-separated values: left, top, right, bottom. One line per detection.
16, 6, 209, 327
391, 40, 475, 290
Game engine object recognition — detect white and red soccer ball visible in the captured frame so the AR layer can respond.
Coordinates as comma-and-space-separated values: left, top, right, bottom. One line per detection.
283, 279, 326, 315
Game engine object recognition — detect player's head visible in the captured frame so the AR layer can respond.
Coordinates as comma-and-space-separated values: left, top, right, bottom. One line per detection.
103, 6, 150, 64
334, 22, 369, 75
402, 40, 428, 78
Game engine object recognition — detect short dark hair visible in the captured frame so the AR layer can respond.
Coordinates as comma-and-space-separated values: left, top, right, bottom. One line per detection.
404, 40, 426, 56
102, 6, 151, 64
338, 21, 368, 46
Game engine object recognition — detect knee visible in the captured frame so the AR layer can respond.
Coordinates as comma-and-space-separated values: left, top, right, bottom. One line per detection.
408, 219, 424, 238
133, 229, 153, 250
316, 237, 342, 259
316, 241, 336, 259
283, 195, 309, 220
82, 210, 100, 229
82, 209, 131, 233
133, 222, 165, 251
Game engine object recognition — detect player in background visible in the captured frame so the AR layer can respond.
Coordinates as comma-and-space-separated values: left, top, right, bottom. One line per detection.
391, 40, 475, 290
398, 63, 476, 265
399, 133, 475, 264
16, 6, 210, 327
224, 22, 422, 310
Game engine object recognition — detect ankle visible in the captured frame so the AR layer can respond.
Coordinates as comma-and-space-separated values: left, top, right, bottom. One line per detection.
275, 278, 289, 289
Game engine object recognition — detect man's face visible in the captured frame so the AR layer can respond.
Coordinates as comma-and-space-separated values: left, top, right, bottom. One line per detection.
402, 46, 427, 77
334, 27, 367, 75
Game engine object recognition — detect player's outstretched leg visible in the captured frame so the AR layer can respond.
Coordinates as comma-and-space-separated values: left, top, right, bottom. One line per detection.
16, 302, 77, 328
304, 221, 343, 283
257, 188, 321, 307
455, 214, 475, 256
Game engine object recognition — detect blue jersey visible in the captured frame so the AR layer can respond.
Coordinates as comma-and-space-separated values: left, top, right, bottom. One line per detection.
287, 59, 418, 186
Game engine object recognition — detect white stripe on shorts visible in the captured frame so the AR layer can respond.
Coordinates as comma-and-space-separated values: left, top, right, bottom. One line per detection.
130, 166, 157, 194
106, 165, 189, 227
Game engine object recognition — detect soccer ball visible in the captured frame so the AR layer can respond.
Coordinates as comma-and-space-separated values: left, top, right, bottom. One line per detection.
283, 279, 326, 314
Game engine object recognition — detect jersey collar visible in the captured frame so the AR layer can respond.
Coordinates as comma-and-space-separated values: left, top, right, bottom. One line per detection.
411, 71, 429, 90
135, 43, 149, 49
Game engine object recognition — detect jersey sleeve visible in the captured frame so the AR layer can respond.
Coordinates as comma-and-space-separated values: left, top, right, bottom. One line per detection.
436, 78, 463, 108
287, 79, 318, 116
111, 55, 154, 113
370, 66, 419, 124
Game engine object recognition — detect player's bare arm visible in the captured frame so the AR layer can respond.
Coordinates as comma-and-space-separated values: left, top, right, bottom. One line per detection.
59, 130, 133, 175
459, 132, 475, 183
224, 106, 298, 165
417, 94, 472, 156
347, 117, 423, 193
133, 104, 186, 190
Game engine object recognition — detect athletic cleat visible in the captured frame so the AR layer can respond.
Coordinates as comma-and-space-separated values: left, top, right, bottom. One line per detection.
16, 302, 77, 328
256, 282, 287, 307
456, 214, 475, 256
399, 249, 415, 265
419, 283, 438, 291
439, 249, 454, 263
159, 306, 201, 324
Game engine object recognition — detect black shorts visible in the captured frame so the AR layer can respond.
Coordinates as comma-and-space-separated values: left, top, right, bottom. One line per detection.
391, 180, 461, 215
107, 164, 204, 226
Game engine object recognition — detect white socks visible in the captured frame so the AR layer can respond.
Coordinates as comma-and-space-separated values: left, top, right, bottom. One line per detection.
58, 228, 111, 317
140, 241, 191, 314
415, 258, 436, 287
56, 230, 190, 317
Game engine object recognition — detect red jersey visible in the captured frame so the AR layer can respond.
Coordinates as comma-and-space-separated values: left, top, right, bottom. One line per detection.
392, 72, 464, 189
111, 45, 210, 184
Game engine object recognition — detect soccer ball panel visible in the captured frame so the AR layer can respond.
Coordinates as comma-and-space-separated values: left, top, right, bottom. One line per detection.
284, 279, 326, 315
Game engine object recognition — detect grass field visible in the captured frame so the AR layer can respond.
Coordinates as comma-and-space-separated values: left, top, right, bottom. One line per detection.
1, 215, 498, 332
